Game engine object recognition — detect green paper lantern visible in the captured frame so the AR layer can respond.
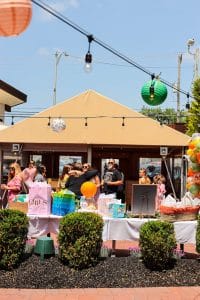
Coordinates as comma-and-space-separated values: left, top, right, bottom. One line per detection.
141, 79, 168, 106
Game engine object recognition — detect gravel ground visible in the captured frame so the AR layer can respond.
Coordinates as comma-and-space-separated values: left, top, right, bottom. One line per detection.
0, 254, 199, 288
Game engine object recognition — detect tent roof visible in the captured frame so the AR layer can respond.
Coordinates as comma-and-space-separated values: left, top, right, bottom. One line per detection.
0, 90, 190, 146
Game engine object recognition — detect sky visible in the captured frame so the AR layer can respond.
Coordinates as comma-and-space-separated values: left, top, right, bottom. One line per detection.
1, 0, 200, 123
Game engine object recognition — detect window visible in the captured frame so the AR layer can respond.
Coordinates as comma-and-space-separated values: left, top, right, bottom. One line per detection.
139, 158, 161, 181
30, 155, 42, 166
59, 156, 82, 175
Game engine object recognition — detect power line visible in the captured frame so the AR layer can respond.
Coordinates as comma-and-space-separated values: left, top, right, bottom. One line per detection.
31, 0, 195, 101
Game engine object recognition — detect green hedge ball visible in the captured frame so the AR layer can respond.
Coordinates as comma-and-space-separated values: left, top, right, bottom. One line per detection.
141, 80, 168, 106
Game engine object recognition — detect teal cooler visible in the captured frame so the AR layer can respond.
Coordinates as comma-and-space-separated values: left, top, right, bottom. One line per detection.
52, 190, 75, 216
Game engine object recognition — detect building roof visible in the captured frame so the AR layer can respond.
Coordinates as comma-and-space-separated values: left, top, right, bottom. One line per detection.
0, 90, 190, 146
0, 80, 27, 111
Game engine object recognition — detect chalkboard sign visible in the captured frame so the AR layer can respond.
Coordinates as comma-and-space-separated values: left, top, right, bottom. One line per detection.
131, 184, 157, 216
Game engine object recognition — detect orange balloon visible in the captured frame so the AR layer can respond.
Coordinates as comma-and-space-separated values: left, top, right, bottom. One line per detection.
0, 0, 32, 37
80, 181, 97, 198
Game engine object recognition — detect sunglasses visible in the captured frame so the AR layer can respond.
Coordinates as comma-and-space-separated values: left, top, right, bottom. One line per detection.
83, 165, 89, 168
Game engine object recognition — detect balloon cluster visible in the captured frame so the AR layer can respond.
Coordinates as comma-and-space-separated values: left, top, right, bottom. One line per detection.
186, 133, 200, 198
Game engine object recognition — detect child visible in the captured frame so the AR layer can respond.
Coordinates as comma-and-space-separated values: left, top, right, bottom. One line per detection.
139, 168, 151, 184
153, 174, 166, 211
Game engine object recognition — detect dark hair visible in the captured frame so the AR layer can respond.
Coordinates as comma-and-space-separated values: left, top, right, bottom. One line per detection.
27, 160, 35, 167
60, 165, 71, 180
37, 165, 46, 175
72, 162, 83, 171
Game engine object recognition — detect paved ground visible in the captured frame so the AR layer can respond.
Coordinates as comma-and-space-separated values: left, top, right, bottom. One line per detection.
0, 240, 199, 300
0, 287, 200, 300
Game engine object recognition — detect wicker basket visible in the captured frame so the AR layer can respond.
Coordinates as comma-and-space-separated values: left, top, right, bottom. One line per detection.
8, 202, 28, 214
160, 211, 199, 222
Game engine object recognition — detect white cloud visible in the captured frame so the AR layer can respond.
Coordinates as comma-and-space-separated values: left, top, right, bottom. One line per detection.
38, 0, 80, 22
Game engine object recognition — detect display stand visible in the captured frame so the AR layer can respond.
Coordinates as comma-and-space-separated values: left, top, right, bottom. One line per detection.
131, 184, 157, 216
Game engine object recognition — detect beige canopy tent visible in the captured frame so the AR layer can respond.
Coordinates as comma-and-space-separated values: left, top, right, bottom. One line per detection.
0, 90, 190, 146
0, 90, 190, 201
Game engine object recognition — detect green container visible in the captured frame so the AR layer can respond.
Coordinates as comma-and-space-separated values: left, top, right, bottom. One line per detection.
34, 236, 55, 261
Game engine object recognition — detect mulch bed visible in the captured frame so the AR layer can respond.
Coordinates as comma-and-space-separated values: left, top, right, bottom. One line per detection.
0, 252, 199, 288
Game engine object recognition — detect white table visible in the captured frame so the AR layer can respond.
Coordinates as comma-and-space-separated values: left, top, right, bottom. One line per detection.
28, 214, 198, 245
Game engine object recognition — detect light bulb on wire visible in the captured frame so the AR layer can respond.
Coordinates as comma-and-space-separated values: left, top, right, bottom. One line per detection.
84, 34, 94, 73
84, 52, 92, 73
149, 85, 155, 99
149, 74, 155, 100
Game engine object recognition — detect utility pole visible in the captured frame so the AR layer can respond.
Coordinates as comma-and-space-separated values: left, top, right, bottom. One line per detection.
194, 47, 199, 80
187, 38, 199, 82
53, 51, 68, 106
176, 53, 182, 123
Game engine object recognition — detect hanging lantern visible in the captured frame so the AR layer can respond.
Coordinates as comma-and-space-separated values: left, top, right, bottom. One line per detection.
51, 118, 66, 132
141, 79, 168, 106
0, 0, 32, 37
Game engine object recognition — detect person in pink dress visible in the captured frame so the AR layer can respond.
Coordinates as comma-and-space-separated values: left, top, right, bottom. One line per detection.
153, 174, 166, 211
1, 162, 22, 203
22, 160, 37, 187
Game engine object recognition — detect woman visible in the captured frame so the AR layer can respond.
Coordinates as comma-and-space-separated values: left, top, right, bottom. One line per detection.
22, 160, 37, 187
34, 165, 47, 182
1, 162, 22, 203
83, 163, 101, 201
57, 165, 72, 191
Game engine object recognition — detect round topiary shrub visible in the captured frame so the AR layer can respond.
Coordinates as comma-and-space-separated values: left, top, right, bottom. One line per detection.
0, 209, 29, 270
196, 215, 200, 253
58, 212, 104, 269
139, 220, 176, 270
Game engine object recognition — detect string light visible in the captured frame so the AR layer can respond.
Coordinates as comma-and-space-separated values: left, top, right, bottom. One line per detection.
31, 0, 196, 103
47, 116, 51, 126
186, 93, 190, 110
2, 114, 191, 130
84, 35, 93, 73
149, 74, 156, 100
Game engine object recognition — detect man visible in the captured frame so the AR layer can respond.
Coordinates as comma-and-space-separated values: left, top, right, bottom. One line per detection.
102, 160, 123, 197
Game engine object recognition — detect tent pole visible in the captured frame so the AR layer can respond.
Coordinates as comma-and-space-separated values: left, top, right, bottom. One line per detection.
162, 156, 177, 200
87, 145, 92, 164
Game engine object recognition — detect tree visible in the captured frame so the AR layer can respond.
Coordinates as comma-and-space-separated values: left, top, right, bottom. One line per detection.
139, 106, 186, 124
186, 78, 200, 136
